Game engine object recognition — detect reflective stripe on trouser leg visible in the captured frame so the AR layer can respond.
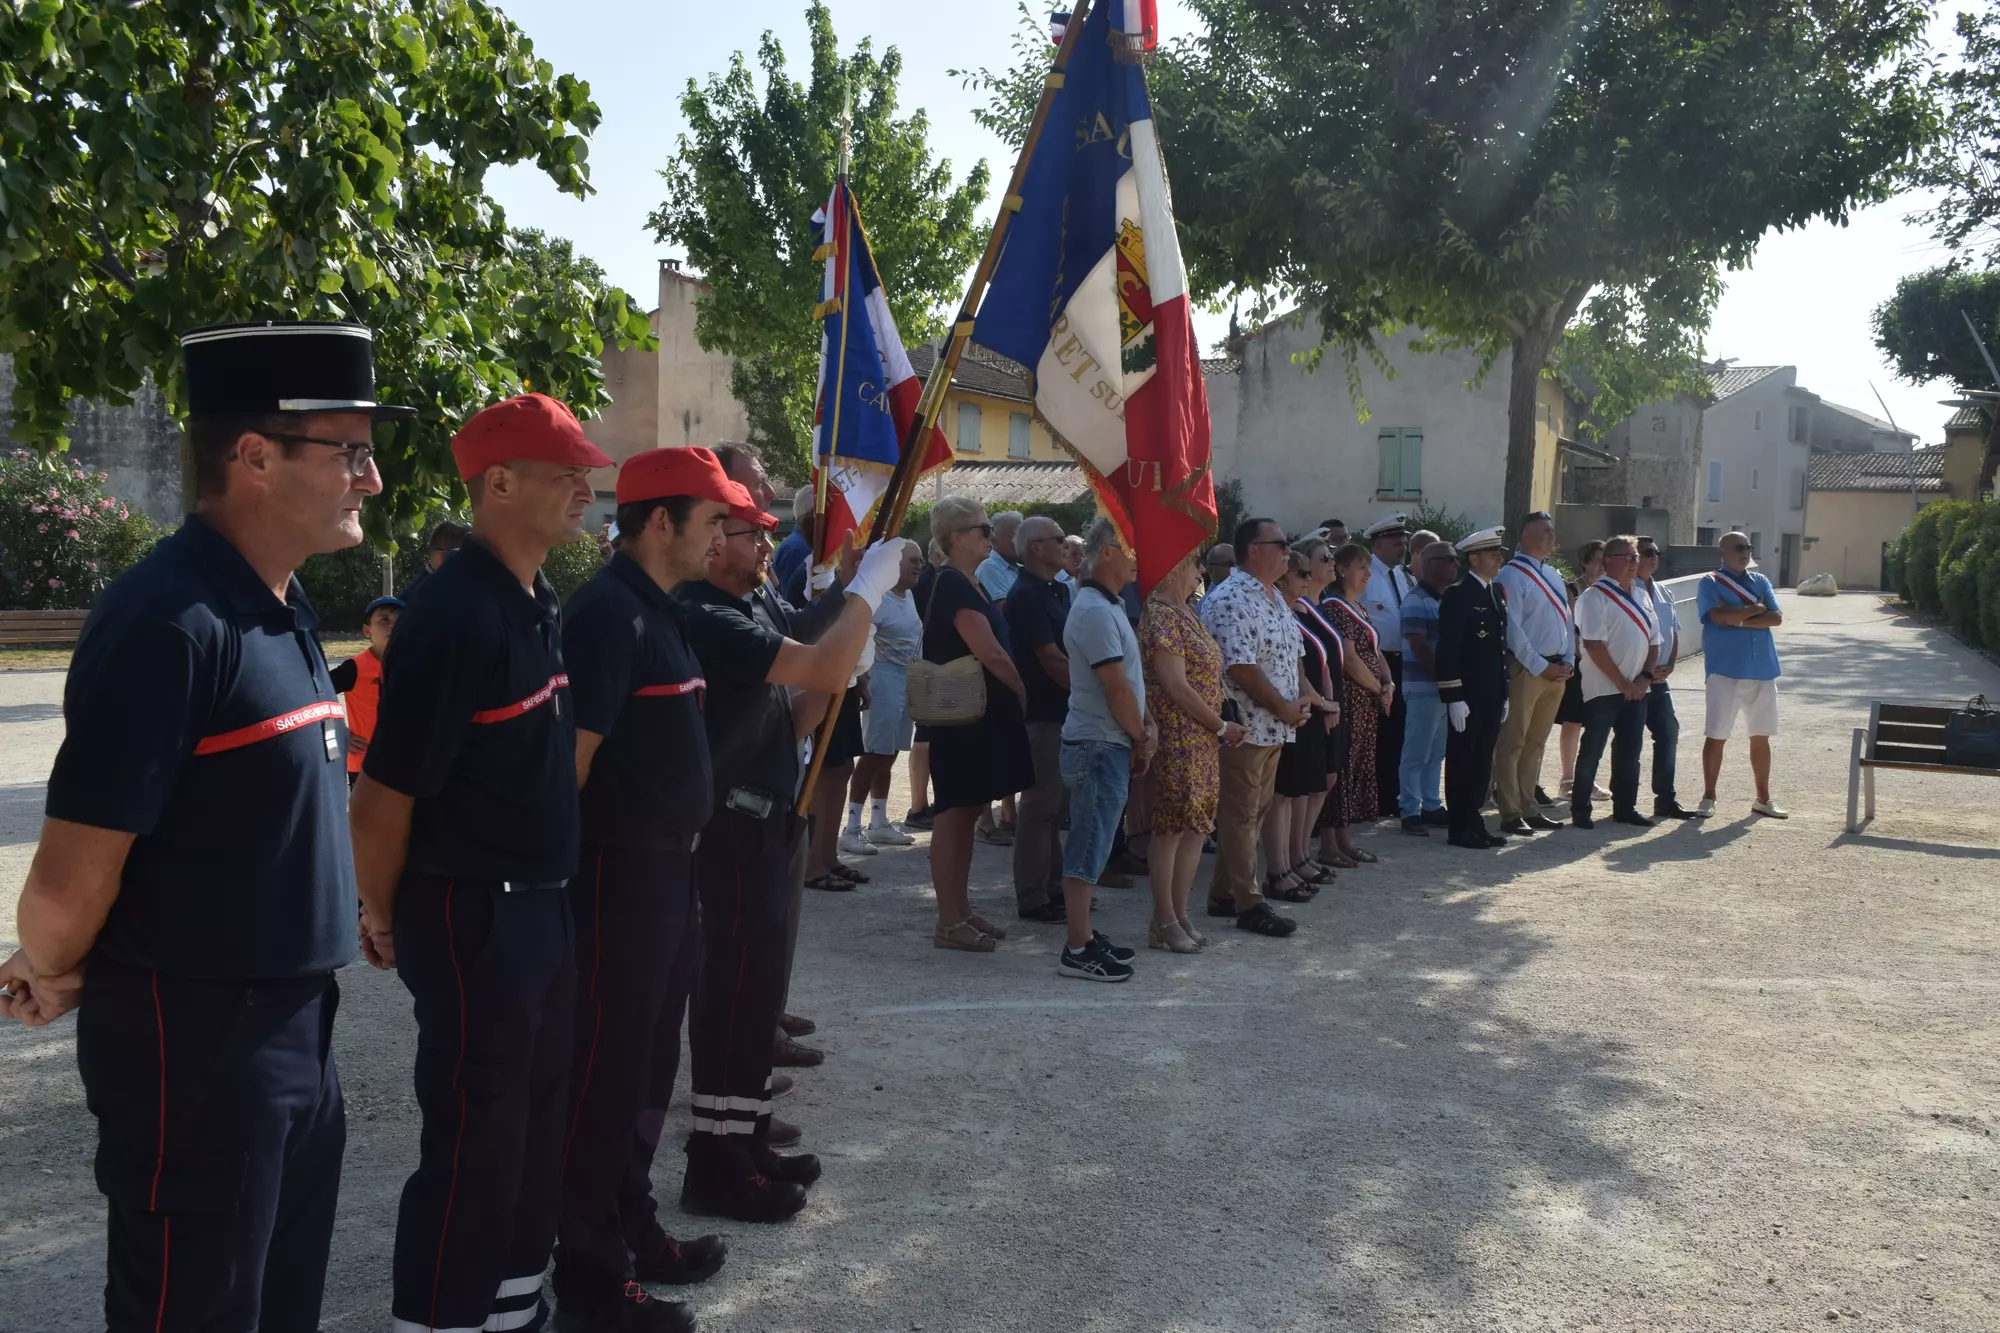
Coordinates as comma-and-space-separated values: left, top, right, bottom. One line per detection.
689, 811, 797, 1144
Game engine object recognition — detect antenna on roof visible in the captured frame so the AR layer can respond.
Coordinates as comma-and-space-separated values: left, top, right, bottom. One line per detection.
1870, 380, 1920, 515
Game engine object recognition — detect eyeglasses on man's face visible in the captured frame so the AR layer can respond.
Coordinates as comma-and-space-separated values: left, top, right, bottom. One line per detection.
722, 527, 768, 542
262, 430, 376, 479
1604, 551, 1639, 564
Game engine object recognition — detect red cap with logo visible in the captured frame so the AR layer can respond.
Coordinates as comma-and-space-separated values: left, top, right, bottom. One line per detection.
616, 447, 754, 509
450, 393, 614, 481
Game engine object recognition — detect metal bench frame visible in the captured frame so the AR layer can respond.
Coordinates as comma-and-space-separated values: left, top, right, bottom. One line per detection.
1847, 700, 2000, 833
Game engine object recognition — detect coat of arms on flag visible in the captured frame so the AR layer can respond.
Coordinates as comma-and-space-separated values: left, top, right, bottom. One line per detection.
810, 178, 954, 577
972, 0, 1213, 592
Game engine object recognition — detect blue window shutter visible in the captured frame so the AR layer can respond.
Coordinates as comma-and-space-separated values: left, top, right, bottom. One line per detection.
1377, 428, 1400, 496
957, 401, 982, 452
1008, 411, 1031, 458
1401, 430, 1423, 498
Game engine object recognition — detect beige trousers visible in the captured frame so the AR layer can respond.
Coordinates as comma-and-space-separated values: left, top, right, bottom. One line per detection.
1206, 742, 1282, 913
1492, 665, 1567, 818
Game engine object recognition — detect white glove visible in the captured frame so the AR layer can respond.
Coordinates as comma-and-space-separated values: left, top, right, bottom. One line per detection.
845, 539, 903, 611
1448, 701, 1470, 733
1501, 699, 1510, 724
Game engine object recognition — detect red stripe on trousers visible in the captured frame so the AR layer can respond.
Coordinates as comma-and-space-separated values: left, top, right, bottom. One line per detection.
429, 881, 466, 1333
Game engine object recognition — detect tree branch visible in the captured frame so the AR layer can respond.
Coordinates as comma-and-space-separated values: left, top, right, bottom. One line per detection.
89, 223, 138, 294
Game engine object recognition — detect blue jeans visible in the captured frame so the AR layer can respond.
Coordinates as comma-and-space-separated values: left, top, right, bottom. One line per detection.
1059, 739, 1131, 885
1399, 689, 1447, 818
1573, 692, 1650, 817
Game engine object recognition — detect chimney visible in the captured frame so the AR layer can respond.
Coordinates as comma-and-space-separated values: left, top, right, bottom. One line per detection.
661, 257, 682, 274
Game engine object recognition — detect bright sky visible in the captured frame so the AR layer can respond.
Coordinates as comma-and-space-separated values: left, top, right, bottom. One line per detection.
483, 0, 1978, 447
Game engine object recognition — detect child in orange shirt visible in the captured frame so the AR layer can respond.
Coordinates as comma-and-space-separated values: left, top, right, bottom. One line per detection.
328, 596, 401, 786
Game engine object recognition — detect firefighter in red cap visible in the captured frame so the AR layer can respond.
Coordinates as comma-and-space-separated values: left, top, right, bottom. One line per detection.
351, 393, 617, 1333
547, 448, 754, 1330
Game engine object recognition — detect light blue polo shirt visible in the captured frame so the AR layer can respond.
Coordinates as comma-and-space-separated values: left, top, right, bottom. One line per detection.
1696, 568, 1782, 680
1062, 581, 1145, 747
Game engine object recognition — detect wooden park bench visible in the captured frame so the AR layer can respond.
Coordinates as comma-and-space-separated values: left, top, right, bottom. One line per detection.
1847, 700, 2000, 833
0, 608, 89, 647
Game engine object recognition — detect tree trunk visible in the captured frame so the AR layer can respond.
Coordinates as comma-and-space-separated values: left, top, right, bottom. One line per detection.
1503, 288, 1588, 536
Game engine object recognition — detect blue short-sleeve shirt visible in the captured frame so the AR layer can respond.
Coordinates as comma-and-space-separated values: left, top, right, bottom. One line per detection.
46, 516, 356, 980
1399, 583, 1444, 694
1696, 568, 1782, 680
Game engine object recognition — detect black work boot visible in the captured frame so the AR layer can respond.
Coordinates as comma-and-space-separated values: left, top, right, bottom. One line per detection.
555, 1281, 695, 1332
679, 1135, 808, 1224
753, 1140, 823, 1188
629, 1227, 727, 1286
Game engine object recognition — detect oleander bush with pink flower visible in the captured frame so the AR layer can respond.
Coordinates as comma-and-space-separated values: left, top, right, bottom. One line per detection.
0, 451, 161, 610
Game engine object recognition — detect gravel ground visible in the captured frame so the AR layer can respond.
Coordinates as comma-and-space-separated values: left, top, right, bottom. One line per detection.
2, 591, 1996, 1332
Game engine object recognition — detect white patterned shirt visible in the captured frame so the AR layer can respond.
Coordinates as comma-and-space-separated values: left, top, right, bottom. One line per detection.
1197, 569, 1303, 746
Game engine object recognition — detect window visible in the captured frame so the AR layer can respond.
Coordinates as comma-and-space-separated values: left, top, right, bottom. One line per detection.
1749, 531, 1762, 557
1789, 467, 1807, 511
1376, 427, 1423, 499
1697, 526, 1720, 546
1007, 411, 1031, 459
1706, 461, 1723, 502
956, 401, 982, 452
1751, 467, 1761, 491
1789, 405, 1809, 442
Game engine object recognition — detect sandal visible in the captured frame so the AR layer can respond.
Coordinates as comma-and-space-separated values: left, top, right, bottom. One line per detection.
1347, 847, 1379, 864
933, 920, 997, 952
1149, 919, 1201, 954
830, 861, 871, 884
967, 913, 1009, 941
804, 873, 852, 892
1322, 850, 1360, 869
1176, 916, 1209, 950
1265, 869, 1315, 903
1297, 859, 1338, 885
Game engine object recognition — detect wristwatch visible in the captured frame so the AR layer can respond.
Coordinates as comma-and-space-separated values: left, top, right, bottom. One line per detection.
1214, 719, 1230, 738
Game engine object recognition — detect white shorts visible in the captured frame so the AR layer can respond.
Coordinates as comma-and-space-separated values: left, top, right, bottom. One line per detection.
1705, 675, 1780, 740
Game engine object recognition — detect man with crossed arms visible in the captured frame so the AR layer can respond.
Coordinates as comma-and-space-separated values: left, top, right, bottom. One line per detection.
1696, 531, 1788, 819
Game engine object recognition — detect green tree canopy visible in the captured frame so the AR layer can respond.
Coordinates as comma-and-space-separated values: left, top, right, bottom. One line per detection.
1908, 6, 2000, 265
1873, 267, 2000, 392
649, 2, 990, 484
0, 0, 653, 543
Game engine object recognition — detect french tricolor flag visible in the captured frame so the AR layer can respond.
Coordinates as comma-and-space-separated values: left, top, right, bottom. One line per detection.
975, 0, 1212, 593
810, 179, 953, 576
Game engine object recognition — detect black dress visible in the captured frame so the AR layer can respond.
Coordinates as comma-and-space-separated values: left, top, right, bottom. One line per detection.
923, 565, 1035, 809
1276, 604, 1332, 799
1555, 579, 1586, 724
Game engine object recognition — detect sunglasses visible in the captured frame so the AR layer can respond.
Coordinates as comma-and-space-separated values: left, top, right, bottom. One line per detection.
262, 431, 376, 479
1604, 552, 1639, 563
959, 523, 994, 539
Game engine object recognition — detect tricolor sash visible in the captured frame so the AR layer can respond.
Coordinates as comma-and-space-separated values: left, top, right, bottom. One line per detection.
1506, 555, 1569, 626
1590, 578, 1655, 637
1708, 566, 1763, 607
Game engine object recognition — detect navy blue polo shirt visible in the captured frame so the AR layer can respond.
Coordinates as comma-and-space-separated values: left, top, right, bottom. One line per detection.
563, 553, 713, 846
1003, 568, 1073, 723
364, 538, 579, 882
677, 579, 793, 808
46, 516, 355, 980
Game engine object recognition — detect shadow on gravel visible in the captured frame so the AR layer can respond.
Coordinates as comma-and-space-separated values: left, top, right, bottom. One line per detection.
1830, 831, 2000, 860
0, 701, 62, 726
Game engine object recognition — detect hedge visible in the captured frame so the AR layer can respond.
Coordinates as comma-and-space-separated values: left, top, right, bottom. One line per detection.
1889, 500, 2000, 652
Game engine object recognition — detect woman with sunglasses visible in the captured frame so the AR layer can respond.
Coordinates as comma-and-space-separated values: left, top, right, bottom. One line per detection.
922, 496, 1034, 951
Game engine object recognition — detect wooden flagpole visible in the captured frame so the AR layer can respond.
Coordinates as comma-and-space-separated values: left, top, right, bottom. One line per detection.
795, 0, 1096, 816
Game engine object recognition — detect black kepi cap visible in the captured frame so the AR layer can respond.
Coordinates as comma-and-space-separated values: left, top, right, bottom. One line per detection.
179, 321, 416, 421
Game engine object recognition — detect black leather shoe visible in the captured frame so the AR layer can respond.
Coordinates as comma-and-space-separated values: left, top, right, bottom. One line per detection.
1572, 811, 1596, 829
1234, 902, 1297, 937
1422, 807, 1452, 826
772, 1035, 823, 1067
1017, 900, 1068, 923
1206, 898, 1239, 918
1612, 810, 1656, 827
1401, 816, 1430, 837
630, 1230, 728, 1285
1524, 813, 1565, 831
1654, 799, 1699, 820
1497, 816, 1534, 836
755, 1143, 823, 1188
556, 1283, 695, 1333
778, 1013, 816, 1037
1483, 832, 1510, 846
1447, 833, 1496, 849
1534, 786, 1556, 807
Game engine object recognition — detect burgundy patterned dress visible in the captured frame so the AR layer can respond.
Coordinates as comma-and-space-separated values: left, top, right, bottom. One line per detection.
1323, 593, 1387, 824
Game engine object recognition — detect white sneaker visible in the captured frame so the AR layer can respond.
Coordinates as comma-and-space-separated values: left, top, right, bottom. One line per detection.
1695, 797, 1716, 818
837, 831, 879, 856
865, 822, 916, 846
1751, 799, 1789, 819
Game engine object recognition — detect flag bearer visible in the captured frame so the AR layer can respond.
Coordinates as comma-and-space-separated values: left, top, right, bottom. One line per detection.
0, 321, 404, 1328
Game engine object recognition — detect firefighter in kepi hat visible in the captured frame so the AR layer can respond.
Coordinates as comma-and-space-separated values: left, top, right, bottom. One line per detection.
0, 321, 406, 1327
350, 394, 617, 1333
548, 448, 752, 1330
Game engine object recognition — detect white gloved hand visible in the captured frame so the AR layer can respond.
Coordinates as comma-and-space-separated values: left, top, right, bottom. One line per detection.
845, 539, 904, 611
1448, 701, 1470, 733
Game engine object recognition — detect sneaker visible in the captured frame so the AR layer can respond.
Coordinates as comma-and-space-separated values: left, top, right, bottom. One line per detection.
766, 1114, 803, 1149
837, 831, 878, 856
769, 1073, 793, 1100
1751, 799, 1789, 819
629, 1229, 728, 1286
1057, 938, 1134, 982
974, 820, 1015, 846
865, 822, 916, 846
903, 806, 935, 831
1695, 796, 1716, 818
555, 1282, 694, 1333
1092, 930, 1137, 962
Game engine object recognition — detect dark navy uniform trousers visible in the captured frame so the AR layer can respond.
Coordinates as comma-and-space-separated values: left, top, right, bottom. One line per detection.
77, 958, 343, 1332
1446, 703, 1506, 842
553, 841, 701, 1298
392, 875, 575, 1333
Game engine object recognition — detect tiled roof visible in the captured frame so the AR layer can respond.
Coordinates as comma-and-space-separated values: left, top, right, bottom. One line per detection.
1817, 399, 1909, 436
1201, 357, 1242, 376
906, 341, 1033, 404
1946, 403, 1989, 431
1707, 364, 1782, 400
1808, 446, 1948, 493
934, 460, 1092, 507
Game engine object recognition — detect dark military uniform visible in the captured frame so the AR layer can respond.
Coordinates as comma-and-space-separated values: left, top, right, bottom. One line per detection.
365, 538, 580, 1333
553, 552, 716, 1304
1434, 571, 1511, 846
51, 515, 354, 1331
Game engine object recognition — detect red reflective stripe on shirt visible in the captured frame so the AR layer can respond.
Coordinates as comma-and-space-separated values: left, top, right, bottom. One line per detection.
469, 674, 569, 724
193, 700, 345, 755
633, 678, 705, 697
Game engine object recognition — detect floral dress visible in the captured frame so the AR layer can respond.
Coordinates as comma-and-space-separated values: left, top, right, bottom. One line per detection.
1323, 593, 1387, 824
1140, 594, 1224, 834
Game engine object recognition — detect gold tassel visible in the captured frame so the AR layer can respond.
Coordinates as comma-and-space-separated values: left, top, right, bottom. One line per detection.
813, 296, 845, 319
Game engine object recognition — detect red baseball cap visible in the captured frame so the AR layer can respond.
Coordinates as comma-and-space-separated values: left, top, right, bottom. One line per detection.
731, 503, 780, 532
616, 447, 754, 509
450, 393, 614, 481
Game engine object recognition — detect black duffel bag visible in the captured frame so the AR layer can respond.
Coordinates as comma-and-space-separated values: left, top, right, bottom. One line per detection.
1943, 694, 2000, 769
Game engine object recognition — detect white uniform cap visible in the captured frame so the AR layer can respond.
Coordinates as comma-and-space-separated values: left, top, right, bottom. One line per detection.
1363, 513, 1410, 540
1455, 526, 1508, 555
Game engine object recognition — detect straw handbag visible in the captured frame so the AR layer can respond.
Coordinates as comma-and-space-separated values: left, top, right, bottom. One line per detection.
906, 655, 986, 726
